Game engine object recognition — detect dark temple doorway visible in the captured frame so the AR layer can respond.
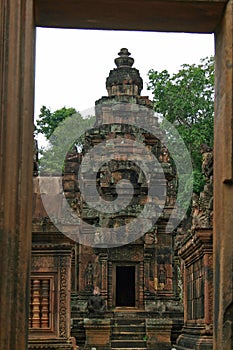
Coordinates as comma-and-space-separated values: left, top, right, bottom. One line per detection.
116, 266, 135, 307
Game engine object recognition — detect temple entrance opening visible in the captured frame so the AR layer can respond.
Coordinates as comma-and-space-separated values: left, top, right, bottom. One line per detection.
31, 42, 215, 349
116, 266, 135, 307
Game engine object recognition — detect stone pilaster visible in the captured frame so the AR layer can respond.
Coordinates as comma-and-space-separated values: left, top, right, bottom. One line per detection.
99, 253, 108, 302
0, 1, 35, 349
214, 1, 233, 349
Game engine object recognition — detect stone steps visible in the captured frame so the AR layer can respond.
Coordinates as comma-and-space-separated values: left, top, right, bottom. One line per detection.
112, 340, 147, 348
112, 331, 145, 340
111, 317, 147, 350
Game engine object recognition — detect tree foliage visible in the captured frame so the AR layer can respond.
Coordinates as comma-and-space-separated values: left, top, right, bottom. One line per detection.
147, 56, 214, 193
35, 106, 95, 173
36, 105, 77, 140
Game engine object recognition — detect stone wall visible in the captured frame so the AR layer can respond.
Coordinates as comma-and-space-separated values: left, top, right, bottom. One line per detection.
175, 149, 213, 350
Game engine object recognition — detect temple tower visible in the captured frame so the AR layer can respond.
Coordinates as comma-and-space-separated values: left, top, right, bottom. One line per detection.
68, 49, 183, 350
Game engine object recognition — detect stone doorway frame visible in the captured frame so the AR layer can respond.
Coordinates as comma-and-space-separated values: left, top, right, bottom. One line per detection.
112, 263, 139, 309
1, 1, 233, 350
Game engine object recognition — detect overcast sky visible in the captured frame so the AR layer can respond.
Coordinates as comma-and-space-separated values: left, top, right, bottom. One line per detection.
34, 28, 214, 120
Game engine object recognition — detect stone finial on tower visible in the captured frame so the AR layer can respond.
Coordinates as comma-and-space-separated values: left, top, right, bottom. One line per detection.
114, 48, 134, 68
106, 48, 143, 97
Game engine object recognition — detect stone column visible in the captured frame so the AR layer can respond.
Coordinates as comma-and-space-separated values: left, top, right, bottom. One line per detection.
215, 2, 233, 349
139, 261, 144, 308
99, 253, 108, 302
144, 252, 152, 293
144, 251, 154, 306
0, 1, 35, 349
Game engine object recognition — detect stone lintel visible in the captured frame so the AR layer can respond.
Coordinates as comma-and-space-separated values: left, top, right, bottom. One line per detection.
34, 0, 226, 33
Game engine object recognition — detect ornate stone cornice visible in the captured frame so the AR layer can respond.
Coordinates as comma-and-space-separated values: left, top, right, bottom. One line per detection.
178, 228, 212, 264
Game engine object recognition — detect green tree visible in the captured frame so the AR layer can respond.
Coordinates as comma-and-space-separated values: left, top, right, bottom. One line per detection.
36, 105, 77, 139
36, 106, 95, 173
147, 56, 214, 193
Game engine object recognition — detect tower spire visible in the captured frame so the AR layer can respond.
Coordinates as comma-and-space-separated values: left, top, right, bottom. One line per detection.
106, 48, 143, 97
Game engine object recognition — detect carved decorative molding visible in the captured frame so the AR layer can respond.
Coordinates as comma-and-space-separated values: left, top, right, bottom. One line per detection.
109, 246, 143, 261
59, 257, 68, 338
31, 256, 57, 270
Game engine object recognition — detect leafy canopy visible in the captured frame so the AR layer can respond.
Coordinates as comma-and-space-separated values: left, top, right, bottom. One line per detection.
36, 105, 77, 140
35, 106, 95, 173
147, 56, 214, 193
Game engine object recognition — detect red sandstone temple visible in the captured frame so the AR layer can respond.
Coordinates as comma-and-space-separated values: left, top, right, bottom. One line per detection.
29, 49, 213, 350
